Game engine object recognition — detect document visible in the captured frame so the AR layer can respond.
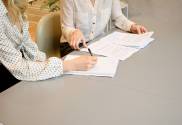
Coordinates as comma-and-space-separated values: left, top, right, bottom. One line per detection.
64, 55, 119, 77
81, 31, 154, 60
106, 31, 154, 48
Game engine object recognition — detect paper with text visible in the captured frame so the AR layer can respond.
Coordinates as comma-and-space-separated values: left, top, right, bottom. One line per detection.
81, 31, 154, 60
64, 55, 119, 77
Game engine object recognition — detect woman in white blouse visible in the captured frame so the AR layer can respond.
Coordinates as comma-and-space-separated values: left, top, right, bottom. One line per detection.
0, 0, 97, 91
61, 0, 148, 50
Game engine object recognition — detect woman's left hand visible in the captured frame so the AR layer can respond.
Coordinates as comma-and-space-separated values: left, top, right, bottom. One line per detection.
130, 24, 148, 34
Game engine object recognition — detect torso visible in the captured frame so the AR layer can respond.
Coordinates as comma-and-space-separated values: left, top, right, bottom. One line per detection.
72, 0, 112, 40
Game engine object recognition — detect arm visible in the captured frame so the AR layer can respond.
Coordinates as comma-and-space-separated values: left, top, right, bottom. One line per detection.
23, 32, 46, 61
0, 31, 63, 81
111, 0, 134, 31
0, 36, 97, 81
111, 0, 148, 34
60, 0, 87, 49
17, 22, 46, 61
60, 0, 76, 43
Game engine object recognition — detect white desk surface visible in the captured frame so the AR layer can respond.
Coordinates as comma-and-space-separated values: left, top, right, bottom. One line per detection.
1, 0, 182, 125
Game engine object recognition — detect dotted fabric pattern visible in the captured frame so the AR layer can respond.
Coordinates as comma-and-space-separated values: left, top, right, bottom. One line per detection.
0, 1, 63, 81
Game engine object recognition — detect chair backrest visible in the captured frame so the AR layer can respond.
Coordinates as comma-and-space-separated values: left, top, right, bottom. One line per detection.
36, 12, 61, 58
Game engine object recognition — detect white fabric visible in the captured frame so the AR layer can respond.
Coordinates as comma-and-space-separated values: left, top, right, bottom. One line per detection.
60, 0, 134, 43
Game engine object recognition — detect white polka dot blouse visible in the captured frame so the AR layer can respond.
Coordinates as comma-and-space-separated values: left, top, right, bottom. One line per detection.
0, 1, 63, 81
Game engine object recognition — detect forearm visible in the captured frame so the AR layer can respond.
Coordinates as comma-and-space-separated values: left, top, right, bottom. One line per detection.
114, 15, 135, 31
5, 57, 63, 81
61, 25, 76, 43
0, 41, 63, 81
112, 0, 135, 31
61, 0, 76, 43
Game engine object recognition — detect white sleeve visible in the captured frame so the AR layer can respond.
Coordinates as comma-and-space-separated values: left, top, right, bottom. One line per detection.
111, 0, 135, 31
60, 0, 76, 43
0, 30, 63, 81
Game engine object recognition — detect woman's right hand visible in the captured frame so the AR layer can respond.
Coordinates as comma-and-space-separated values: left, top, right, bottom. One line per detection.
63, 56, 97, 72
69, 29, 87, 50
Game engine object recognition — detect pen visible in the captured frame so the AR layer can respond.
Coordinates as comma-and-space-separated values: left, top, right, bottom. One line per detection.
88, 48, 93, 56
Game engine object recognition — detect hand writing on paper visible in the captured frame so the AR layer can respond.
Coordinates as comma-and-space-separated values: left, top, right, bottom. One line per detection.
63, 56, 97, 71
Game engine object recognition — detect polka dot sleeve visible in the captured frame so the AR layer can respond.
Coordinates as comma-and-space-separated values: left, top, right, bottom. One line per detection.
23, 31, 47, 62
0, 28, 63, 81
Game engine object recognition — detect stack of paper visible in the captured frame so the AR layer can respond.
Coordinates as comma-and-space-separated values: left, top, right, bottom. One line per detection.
64, 55, 119, 77
81, 31, 154, 60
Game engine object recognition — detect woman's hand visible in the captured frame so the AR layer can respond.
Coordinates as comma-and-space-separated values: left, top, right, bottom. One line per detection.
130, 24, 148, 34
63, 56, 97, 72
69, 29, 87, 50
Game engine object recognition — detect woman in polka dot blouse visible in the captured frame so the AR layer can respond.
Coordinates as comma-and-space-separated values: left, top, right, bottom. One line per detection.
0, 0, 97, 91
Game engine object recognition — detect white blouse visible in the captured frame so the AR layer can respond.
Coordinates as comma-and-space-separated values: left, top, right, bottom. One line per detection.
0, 1, 63, 81
60, 0, 134, 42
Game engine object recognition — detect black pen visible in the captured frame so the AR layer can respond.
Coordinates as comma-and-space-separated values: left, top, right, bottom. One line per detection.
88, 48, 93, 56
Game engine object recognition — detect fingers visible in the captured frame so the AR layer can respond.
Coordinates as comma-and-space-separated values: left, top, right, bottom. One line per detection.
70, 32, 77, 49
140, 27, 145, 34
70, 33, 74, 49
85, 56, 97, 70
140, 26, 147, 34
70, 30, 86, 50
75, 37, 81, 50
70, 33, 81, 50
86, 64, 95, 70
91, 56, 97, 62
76, 56, 97, 71
82, 38, 88, 48
136, 25, 141, 34
142, 26, 148, 33
75, 37, 86, 50
131, 24, 148, 34
85, 56, 97, 64
137, 25, 148, 34
85, 56, 97, 65
89, 56, 97, 65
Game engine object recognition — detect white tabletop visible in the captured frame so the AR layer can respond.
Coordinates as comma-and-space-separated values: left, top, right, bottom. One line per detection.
1, 0, 182, 125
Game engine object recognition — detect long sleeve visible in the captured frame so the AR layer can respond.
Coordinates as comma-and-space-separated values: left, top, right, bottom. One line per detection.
111, 0, 134, 31
18, 22, 46, 61
23, 33, 46, 61
60, 0, 76, 43
0, 28, 63, 81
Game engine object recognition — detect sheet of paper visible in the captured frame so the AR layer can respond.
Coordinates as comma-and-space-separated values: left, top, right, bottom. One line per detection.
81, 31, 154, 60
123, 37, 155, 49
111, 32, 154, 48
64, 55, 119, 77
81, 38, 140, 61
